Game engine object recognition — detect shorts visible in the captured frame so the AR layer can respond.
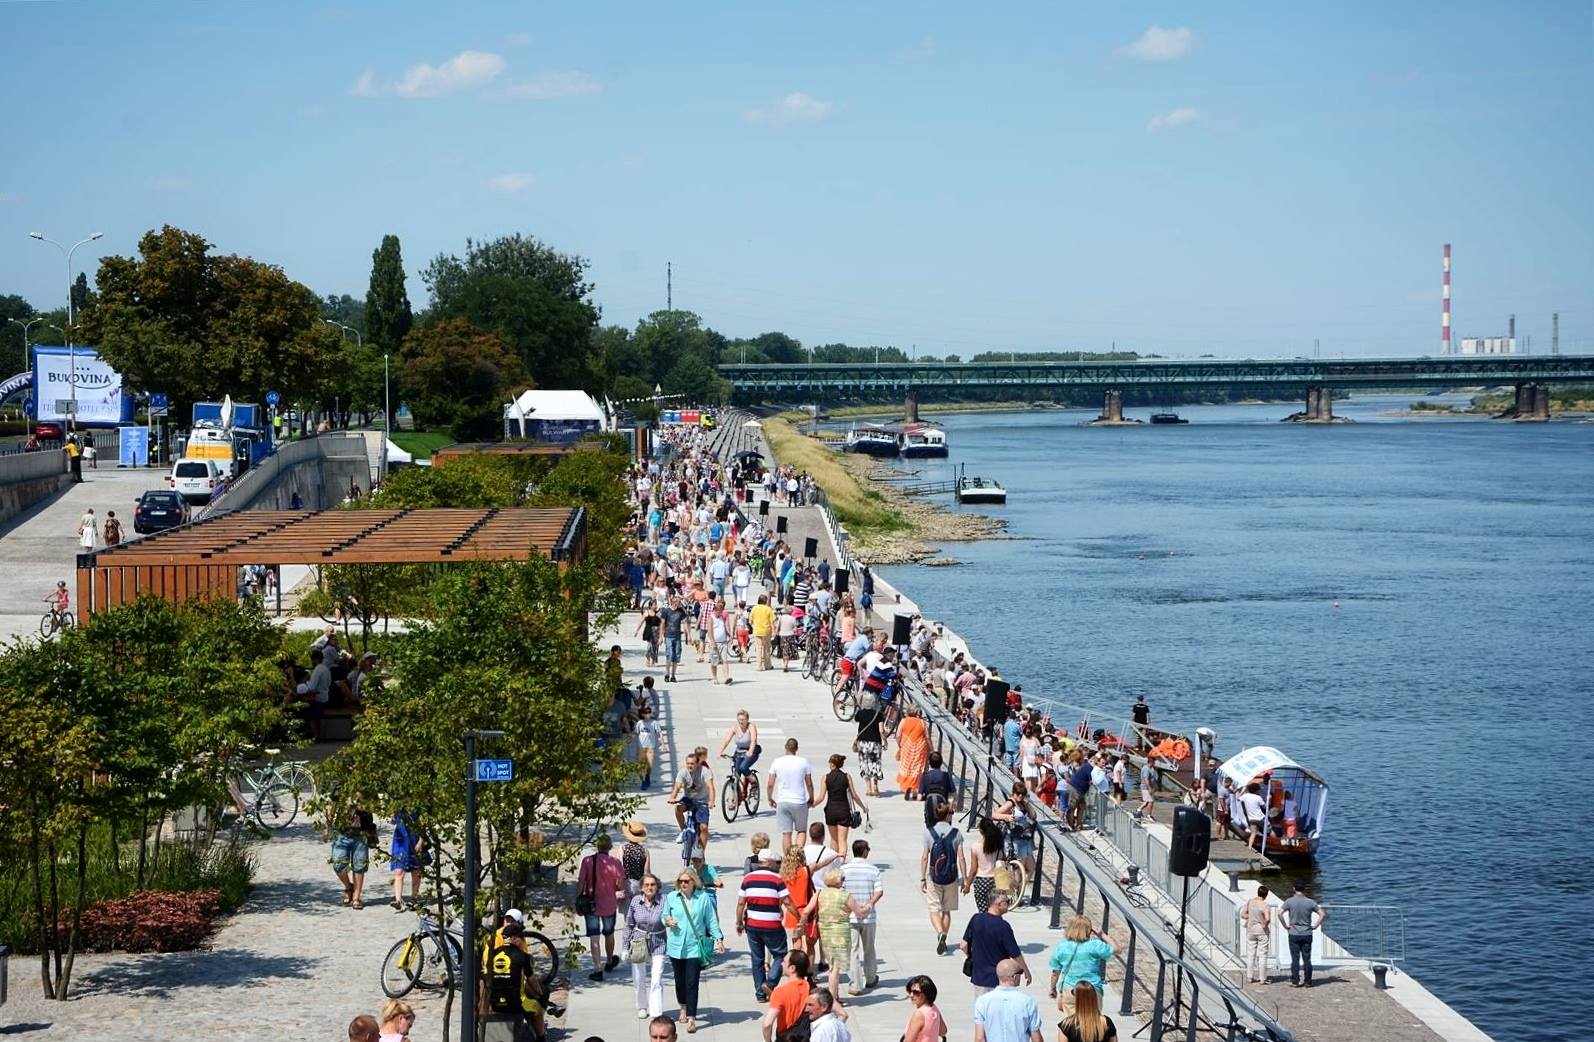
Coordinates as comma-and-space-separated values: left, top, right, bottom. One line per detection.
584, 913, 617, 937
1066, 786, 1086, 810
709, 641, 726, 665
775, 801, 810, 835
681, 799, 711, 827
1011, 836, 1035, 862
926, 881, 960, 915
664, 637, 682, 664
330, 833, 370, 874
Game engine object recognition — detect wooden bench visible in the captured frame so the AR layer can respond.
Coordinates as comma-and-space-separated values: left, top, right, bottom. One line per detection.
317, 704, 362, 742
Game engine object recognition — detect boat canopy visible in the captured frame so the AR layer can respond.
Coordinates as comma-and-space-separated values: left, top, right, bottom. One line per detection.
1218, 746, 1327, 789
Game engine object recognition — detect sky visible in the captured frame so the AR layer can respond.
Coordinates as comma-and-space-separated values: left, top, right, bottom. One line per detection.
3, 1, 1592, 359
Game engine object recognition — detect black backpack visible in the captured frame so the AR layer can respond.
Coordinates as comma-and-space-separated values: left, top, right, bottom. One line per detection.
928, 825, 960, 886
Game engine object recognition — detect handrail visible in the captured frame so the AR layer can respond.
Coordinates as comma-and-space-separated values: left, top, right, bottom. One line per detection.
897, 673, 1297, 1042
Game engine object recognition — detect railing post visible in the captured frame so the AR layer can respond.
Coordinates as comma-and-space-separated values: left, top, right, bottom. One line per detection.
1149, 953, 1168, 1042
1120, 924, 1138, 1016
1075, 864, 1087, 914
1031, 831, 1045, 906
1049, 850, 1066, 929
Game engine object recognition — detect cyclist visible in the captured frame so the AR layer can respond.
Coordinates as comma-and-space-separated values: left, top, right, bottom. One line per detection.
43, 581, 71, 626
835, 626, 874, 691
484, 921, 551, 1042
668, 747, 715, 861
715, 710, 761, 803
861, 646, 900, 728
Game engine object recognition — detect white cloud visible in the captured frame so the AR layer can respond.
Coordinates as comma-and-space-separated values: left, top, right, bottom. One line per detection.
350, 67, 379, 97
1120, 25, 1195, 62
498, 71, 602, 100
1147, 107, 1202, 132
0, 191, 18, 205
487, 172, 536, 193
393, 50, 506, 98
743, 92, 834, 126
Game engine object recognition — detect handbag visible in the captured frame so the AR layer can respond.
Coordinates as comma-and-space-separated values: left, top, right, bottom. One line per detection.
677, 894, 715, 965
627, 928, 651, 964
575, 856, 596, 916
846, 785, 863, 830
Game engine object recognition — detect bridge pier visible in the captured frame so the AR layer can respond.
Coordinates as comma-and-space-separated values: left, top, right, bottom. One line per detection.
1505, 383, 1551, 421
1087, 388, 1140, 425
1285, 385, 1347, 423
904, 391, 920, 423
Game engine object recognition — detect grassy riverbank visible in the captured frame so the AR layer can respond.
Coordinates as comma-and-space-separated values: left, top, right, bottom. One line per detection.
760, 415, 908, 541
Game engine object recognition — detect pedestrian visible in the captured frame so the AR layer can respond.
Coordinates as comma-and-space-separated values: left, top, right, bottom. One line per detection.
751, 593, 775, 670
577, 833, 629, 980
348, 1015, 380, 1042
77, 506, 98, 550
782, 844, 818, 960
992, 783, 1038, 904
854, 693, 886, 799
635, 705, 660, 789
622, 820, 653, 898
919, 750, 959, 827
661, 594, 688, 682
378, 998, 416, 1042
1280, 880, 1325, 987
83, 430, 97, 469
708, 596, 734, 685
1047, 915, 1115, 1009
822, 753, 868, 855
1057, 981, 1116, 1042
808, 986, 852, 1042
1065, 751, 1094, 832
1241, 884, 1272, 984
965, 819, 1005, 912
973, 957, 1042, 1042
649, 1015, 678, 1042
961, 891, 1029, 994
387, 809, 426, 911
759, 950, 812, 1042
814, 867, 853, 1002
767, 738, 816, 851
1241, 782, 1269, 853
102, 509, 123, 547
736, 846, 792, 1001
328, 799, 376, 910
625, 873, 669, 1020
662, 868, 725, 1033
921, 798, 964, 955
896, 704, 930, 796
66, 436, 82, 482
1136, 758, 1157, 820
903, 975, 946, 1042
776, 604, 799, 671
1109, 755, 1127, 806
637, 603, 662, 665
841, 839, 884, 995
1130, 694, 1150, 748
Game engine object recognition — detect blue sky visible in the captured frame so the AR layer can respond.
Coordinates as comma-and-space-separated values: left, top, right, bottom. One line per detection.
3, 1, 1591, 357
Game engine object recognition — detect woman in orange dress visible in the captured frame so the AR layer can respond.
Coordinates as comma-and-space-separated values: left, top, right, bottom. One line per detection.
895, 706, 931, 798
780, 845, 817, 958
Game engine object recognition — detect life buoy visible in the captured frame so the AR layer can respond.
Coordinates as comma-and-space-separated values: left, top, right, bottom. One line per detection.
1170, 739, 1191, 762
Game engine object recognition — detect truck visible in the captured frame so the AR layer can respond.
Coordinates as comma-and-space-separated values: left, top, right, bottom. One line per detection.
184, 398, 276, 478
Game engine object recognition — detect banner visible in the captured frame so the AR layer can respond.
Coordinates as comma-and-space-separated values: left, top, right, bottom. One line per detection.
32, 347, 127, 425
118, 426, 149, 467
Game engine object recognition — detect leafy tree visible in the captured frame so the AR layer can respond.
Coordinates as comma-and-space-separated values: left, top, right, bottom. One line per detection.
397, 318, 526, 441
529, 447, 634, 566
0, 294, 37, 375
631, 310, 720, 387
70, 274, 92, 316
663, 352, 728, 404
76, 225, 344, 420
751, 331, 803, 364
365, 234, 413, 365
423, 234, 600, 392
319, 293, 367, 336
589, 324, 644, 393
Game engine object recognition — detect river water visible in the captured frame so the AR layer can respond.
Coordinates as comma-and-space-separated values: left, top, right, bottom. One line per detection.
876, 395, 1592, 1042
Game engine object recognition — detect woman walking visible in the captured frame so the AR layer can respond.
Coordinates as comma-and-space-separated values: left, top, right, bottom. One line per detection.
822, 753, 868, 855
1058, 980, 1117, 1041
815, 868, 853, 1006
621, 820, 652, 898
964, 819, 1004, 912
387, 809, 427, 911
902, 974, 947, 1042
1241, 884, 1272, 983
637, 603, 662, 666
781, 844, 817, 959
1047, 915, 1117, 1008
992, 782, 1038, 904
855, 699, 885, 798
635, 705, 660, 790
895, 706, 930, 798
663, 869, 725, 1033
776, 605, 799, 671
624, 873, 669, 1020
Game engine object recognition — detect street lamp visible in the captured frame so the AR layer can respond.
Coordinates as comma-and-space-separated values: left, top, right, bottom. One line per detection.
29, 230, 104, 431
322, 319, 362, 348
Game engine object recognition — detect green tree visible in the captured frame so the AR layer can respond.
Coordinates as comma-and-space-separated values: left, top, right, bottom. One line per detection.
76, 225, 344, 420
319, 293, 367, 336
423, 234, 600, 392
70, 274, 92, 317
663, 352, 728, 404
365, 234, 413, 367
398, 318, 526, 440
0, 294, 38, 375
631, 310, 720, 387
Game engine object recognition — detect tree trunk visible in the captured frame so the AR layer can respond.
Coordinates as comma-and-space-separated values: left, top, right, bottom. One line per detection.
47, 839, 62, 991
152, 808, 166, 865
57, 824, 88, 998
29, 824, 55, 998
110, 816, 120, 876
136, 800, 150, 887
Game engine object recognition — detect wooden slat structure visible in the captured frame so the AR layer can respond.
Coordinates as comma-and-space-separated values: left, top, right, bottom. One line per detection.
74, 506, 586, 620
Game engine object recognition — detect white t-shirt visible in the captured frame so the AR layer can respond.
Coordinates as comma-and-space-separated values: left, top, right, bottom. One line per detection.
1240, 791, 1267, 825
769, 754, 813, 805
635, 719, 659, 749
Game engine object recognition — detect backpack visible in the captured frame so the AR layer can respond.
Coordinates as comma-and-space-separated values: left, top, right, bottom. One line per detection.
928, 825, 960, 886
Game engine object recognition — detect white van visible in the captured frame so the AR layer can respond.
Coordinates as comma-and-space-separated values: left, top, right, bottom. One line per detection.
169, 459, 223, 502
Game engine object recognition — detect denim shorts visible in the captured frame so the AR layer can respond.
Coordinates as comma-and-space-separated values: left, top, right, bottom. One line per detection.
584, 913, 617, 937
664, 637, 683, 664
330, 833, 370, 874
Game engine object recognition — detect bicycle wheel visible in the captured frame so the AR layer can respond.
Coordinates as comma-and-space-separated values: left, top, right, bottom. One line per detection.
800, 645, 816, 680
721, 775, 741, 823
280, 762, 317, 801
524, 929, 560, 989
742, 771, 761, 816
1008, 861, 1029, 903
39, 613, 56, 639
833, 688, 856, 722
58, 612, 75, 631
881, 704, 901, 740
381, 933, 426, 998
254, 783, 299, 830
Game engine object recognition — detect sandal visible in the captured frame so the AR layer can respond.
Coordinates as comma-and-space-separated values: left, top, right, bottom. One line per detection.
391, 899, 406, 911
351, 899, 364, 910
341, 885, 354, 906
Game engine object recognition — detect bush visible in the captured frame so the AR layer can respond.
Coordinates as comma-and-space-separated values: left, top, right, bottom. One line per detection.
74, 889, 224, 953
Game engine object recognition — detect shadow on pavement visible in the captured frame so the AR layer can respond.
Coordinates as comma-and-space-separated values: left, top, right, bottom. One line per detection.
74, 948, 326, 998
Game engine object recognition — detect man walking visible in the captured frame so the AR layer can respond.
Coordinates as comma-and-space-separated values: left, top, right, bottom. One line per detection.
660, 594, 688, 683
750, 593, 775, 671
738, 847, 793, 1000
972, 957, 1042, 1042
1280, 880, 1325, 987
767, 738, 816, 850
921, 798, 963, 954
960, 891, 1029, 995
1136, 757, 1157, 820
841, 839, 883, 995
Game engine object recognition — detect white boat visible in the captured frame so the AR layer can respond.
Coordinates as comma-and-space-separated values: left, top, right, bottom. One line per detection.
899, 423, 949, 458
843, 425, 900, 457
955, 463, 1006, 504
1217, 746, 1327, 859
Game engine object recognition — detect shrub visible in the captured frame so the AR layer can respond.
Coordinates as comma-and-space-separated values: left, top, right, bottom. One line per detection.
74, 888, 224, 953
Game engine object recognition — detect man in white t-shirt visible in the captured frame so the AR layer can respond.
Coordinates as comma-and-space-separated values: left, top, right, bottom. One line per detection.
1240, 783, 1268, 853
766, 738, 816, 851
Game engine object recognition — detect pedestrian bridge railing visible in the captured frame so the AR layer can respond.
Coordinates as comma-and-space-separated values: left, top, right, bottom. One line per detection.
899, 675, 1298, 1042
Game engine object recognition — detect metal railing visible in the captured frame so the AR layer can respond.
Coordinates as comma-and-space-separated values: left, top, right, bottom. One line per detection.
1317, 905, 1406, 965
897, 673, 1297, 1042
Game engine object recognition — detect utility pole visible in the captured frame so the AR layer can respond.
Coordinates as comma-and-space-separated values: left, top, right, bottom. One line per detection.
666, 262, 672, 313
1315, 338, 1320, 359
462, 729, 508, 1042
1552, 313, 1559, 354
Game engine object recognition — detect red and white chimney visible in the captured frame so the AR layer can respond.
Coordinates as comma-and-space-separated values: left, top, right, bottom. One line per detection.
1442, 244, 1451, 355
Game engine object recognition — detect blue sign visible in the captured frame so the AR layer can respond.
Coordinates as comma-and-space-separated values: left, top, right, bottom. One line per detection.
118, 426, 149, 468
265, 390, 281, 407
475, 758, 514, 783
148, 393, 168, 412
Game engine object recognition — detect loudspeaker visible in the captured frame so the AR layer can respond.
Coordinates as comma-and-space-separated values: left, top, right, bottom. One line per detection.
983, 679, 1010, 727
759, 499, 769, 517
891, 613, 912, 647
803, 537, 818, 559
835, 570, 849, 594
776, 515, 788, 534
1168, 805, 1211, 877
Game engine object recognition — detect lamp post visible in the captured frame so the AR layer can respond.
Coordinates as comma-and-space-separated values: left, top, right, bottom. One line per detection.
29, 231, 103, 432
382, 352, 390, 481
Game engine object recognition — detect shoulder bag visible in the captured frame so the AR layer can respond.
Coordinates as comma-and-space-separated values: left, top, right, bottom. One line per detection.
678, 893, 715, 965
575, 856, 596, 916
626, 898, 652, 963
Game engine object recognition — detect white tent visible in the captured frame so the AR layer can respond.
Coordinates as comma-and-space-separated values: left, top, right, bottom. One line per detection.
384, 438, 412, 464
503, 389, 608, 439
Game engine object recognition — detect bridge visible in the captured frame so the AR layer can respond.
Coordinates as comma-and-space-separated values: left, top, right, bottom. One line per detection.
720, 353, 1594, 421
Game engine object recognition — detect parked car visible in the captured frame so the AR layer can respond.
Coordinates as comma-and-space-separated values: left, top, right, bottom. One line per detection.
168, 459, 222, 502
133, 489, 190, 534
33, 420, 64, 441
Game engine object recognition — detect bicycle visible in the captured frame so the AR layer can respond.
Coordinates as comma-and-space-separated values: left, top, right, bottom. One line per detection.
719, 755, 761, 822
39, 603, 75, 639
799, 616, 835, 680
993, 821, 1031, 906
228, 763, 299, 831
237, 747, 317, 805
381, 910, 464, 998
670, 797, 710, 862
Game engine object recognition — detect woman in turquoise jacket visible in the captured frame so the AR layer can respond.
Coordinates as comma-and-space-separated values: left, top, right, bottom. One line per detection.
662, 867, 725, 1032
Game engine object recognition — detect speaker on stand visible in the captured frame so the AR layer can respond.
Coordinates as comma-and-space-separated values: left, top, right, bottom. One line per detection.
891, 613, 912, 649
982, 678, 1010, 749
1166, 805, 1211, 1032
759, 499, 769, 517
835, 570, 849, 595
803, 536, 819, 562
776, 515, 788, 535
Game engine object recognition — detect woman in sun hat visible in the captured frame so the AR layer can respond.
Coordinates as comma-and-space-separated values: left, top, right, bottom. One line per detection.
621, 820, 652, 898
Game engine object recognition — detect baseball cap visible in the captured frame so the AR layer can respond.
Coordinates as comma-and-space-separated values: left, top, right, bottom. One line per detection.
505, 908, 525, 923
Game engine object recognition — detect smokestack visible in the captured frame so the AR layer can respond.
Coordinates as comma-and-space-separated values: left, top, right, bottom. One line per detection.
1509, 314, 1515, 340
1553, 312, 1559, 355
1442, 244, 1451, 355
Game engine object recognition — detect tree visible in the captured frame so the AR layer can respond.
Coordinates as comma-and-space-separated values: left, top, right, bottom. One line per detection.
398, 318, 526, 440
663, 353, 728, 404
751, 331, 803, 364
365, 234, 413, 365
75, 225, 344, 419
631, 310, 719, 388
0, 294, 37, 376
319, 293, 367, 336
423, 234, 600, 392
70, 273, 92, 316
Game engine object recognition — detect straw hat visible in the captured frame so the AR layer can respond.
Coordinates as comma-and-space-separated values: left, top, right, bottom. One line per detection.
623, 820, 648, 843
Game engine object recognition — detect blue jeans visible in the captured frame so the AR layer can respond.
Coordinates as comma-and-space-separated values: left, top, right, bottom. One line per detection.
732, 746, 761, 775
664, 637, 682, 664
744, 924, 787, 995
1289, 934, 1314, 984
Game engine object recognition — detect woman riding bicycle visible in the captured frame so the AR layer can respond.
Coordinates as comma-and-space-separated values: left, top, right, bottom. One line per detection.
716, 710, 761, 797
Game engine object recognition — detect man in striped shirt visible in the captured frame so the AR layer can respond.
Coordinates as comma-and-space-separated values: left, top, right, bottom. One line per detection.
841, 839, 884, 994
736, 849, 794, 1000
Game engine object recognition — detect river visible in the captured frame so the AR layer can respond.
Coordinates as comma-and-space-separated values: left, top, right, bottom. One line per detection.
876, 394, 1592, 1042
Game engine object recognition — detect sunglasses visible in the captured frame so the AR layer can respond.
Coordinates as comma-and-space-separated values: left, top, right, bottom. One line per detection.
677, 879, 695, 886
908, 987, 925, 996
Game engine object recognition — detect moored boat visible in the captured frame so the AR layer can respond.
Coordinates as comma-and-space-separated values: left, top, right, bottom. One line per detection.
1218, 746, 1327, 859
955, 463, 1006, 504
1149, 412, 1189, 425
899, 423, 949, 458
843, 425, 901, 457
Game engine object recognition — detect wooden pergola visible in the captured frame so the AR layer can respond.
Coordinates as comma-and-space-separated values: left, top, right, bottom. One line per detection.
75, 507, 586, 620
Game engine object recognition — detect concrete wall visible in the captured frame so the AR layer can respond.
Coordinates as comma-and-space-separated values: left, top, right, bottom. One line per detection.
207, 434, 371, 514
0, 449, 70, 525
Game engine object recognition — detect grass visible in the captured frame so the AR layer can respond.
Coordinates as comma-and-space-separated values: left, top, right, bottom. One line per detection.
761, 415, 908, 539
388, 430, 454, 460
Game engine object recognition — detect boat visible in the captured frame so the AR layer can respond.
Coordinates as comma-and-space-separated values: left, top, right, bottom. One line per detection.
842, 424, 900, 457
1217, 746, 1327, 859
955, 463, 1006, 505
1149, 412, 1189, 425
898, 423, 949, 458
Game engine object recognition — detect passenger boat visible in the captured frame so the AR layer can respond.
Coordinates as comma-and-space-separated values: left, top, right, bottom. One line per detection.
1217, 746, 1327, 859
954, 463, 1006, 505
1149, 412, 1189, 425
842, 425, 900, 457
898, 423, 949, 458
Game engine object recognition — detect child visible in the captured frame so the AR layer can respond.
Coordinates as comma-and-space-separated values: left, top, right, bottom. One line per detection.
744, 831, 770, 874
